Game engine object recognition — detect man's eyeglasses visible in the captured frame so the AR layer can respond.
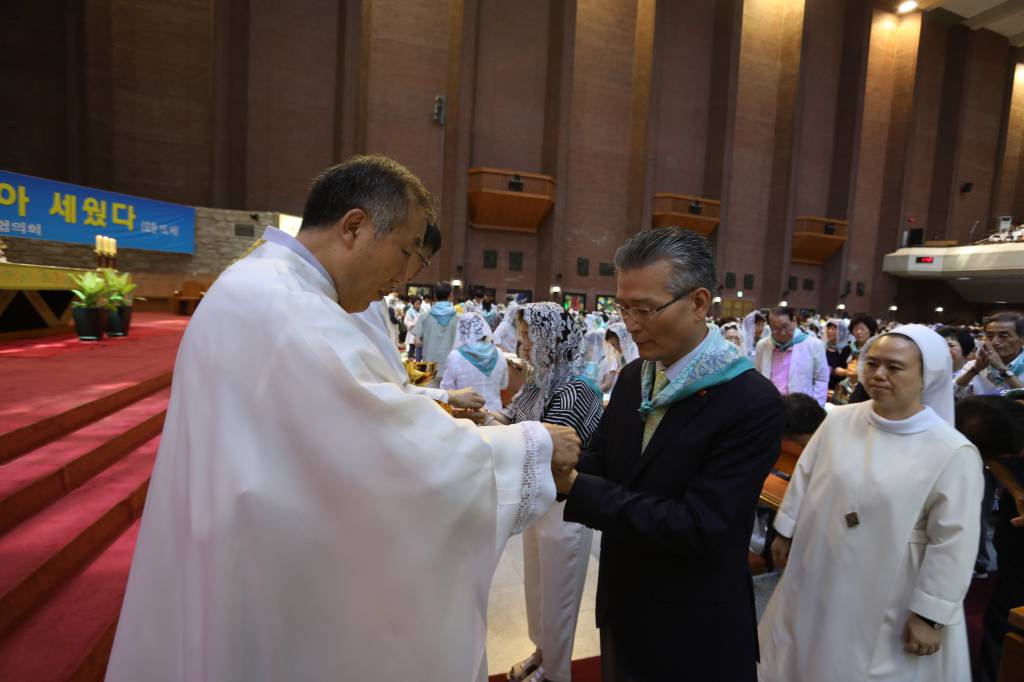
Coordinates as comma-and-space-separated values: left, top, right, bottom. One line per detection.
400, 246, 431, 270
613, 289, 692, 321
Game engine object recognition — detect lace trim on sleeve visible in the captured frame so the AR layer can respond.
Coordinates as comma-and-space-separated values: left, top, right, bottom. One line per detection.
510, 423, 542, 536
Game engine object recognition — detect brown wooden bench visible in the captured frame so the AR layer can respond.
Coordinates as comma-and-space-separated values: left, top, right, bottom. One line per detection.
759, 439, 803, 510
1002, 606, 1024, 682
169, 280, 207, 315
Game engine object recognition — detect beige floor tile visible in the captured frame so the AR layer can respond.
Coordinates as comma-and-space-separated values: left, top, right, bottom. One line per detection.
486, 540, 602, 675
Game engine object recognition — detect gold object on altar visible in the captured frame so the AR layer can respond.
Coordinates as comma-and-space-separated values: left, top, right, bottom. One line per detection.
404, 360, 437, 386
403, 360, 453, 414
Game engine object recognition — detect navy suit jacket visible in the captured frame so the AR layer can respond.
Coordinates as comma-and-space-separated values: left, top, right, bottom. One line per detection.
564, 358, 784, 681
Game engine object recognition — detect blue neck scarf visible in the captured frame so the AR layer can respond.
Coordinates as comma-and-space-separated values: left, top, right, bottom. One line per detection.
458, 341, 499, 376
772, 328, 809, 352
429, 301, 456, 327
574, 374, 604, 398
482, 308, 497, 323
986, 349, 1024, 388
638, 324, 754, 419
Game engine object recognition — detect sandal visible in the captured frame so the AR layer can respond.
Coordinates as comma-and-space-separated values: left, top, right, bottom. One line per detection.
507, 651, 542, 681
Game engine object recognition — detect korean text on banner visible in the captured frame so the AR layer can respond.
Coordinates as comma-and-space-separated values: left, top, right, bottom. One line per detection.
0, 170, 195, 254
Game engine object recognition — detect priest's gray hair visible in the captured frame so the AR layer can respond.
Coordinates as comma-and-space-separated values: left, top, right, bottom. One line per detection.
614, 227, 716, 296
300, 155, 436, 238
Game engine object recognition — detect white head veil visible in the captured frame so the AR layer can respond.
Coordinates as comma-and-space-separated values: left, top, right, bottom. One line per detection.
606, 322, 640, 364
742, 310, 769, 359
857, 324, 954, 425
826, 318, 850, 349
455, 312, 492, 347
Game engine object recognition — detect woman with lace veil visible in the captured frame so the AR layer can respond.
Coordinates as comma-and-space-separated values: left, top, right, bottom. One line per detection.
598, 322, 640, 394
440, 312, 509, 412
490, 303, 604, 682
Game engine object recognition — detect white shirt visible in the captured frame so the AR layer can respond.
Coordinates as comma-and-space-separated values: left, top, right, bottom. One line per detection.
441, 350, 509, 412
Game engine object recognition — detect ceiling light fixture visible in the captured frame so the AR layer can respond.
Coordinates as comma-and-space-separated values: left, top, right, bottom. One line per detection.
897, 1, 918, 14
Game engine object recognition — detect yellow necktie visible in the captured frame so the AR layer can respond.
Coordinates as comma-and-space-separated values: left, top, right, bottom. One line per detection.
641, 369, 670, 453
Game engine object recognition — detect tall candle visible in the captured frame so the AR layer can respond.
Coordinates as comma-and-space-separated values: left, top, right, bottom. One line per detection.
95, 235, 102, 253
111, 238, 117, 256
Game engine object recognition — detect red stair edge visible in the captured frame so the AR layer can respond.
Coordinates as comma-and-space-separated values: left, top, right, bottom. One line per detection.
0, 521, 141, 682
0, 398, 167, 536
0, 441, 156, 639
0, 371, 172, 465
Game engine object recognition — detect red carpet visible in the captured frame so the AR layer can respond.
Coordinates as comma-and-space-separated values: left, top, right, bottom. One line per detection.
0, 312, 186, 434
0, 323, 180, 359
0, 312, 183, 680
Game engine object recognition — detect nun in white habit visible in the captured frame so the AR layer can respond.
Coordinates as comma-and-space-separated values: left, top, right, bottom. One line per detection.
757, 324, 984, 682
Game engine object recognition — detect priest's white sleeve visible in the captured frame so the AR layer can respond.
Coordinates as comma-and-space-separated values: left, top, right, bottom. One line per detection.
407, 384, 449, 403
910, 445, 984, 625
773, 423, 827, 539
478, 422, 556, 555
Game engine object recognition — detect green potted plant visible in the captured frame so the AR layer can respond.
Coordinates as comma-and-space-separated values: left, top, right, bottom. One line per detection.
68, 270, 112, 341
104, 269, 142, 337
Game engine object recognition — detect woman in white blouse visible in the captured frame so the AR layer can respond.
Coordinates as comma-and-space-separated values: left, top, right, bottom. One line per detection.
441, 313, 508, 411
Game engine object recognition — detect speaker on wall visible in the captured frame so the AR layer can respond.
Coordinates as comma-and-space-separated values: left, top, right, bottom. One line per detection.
905, 228, 924, 246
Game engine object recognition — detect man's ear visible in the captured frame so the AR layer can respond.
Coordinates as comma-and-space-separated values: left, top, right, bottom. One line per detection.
692, 288, 711, 321
335, 209, 368, 248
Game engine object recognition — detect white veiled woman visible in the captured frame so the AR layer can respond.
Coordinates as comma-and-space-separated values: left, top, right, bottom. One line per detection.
493, 303, 604, 682
758, 324, 984, 682
440, 312, 508, 412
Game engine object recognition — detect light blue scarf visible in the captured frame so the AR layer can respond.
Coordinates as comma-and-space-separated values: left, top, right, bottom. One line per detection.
575, 374, 604, 398
986, 350, 1024, 388
457, 341, 499, 376
772, 328, 809, 352
638, 323, 754, 418
482, 307, 497, 324
429, 301, 456, 327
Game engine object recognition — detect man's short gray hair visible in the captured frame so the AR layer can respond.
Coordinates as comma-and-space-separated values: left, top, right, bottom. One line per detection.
614, 227, 716, 295
300, 155, 436, 238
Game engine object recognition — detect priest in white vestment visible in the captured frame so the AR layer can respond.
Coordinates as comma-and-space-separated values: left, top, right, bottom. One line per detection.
757, 324, 984, 682
105, 156, 580, 682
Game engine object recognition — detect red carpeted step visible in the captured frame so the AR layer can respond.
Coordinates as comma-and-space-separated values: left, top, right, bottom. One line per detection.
0, 372, 172, 465
0, 438, 158, 638
0, 520, 141, 682
0, 312, 186, 439
0, 389, 169, 535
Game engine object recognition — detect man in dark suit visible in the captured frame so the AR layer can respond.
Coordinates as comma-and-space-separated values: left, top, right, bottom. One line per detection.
558, 228, 785, 681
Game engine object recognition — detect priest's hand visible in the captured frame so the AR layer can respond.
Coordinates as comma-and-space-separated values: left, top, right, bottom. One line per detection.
771, 535, 791, 569
543, 424, 580, 474
903, 613, 942, 656
448, 388, 486, 410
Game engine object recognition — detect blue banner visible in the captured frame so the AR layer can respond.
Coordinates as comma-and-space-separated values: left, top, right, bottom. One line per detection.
0, 170, 195, 254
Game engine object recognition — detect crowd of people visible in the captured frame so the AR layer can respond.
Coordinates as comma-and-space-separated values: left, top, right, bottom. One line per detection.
104, 155, 1024, 682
